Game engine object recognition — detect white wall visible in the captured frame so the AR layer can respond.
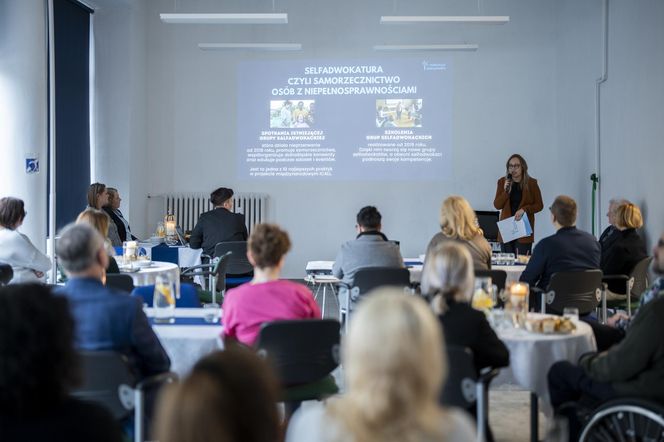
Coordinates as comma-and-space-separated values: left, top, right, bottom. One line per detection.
92, 0, 663, 277
600, 0, 664, 250
0, 0, 48, 249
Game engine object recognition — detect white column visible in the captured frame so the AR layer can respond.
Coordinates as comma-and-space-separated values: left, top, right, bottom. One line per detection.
0, 0, 49, 251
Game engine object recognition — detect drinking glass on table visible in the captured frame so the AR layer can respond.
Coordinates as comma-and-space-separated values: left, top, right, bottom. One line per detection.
203, 303, 221, 323
563, 307, 579, 324
153, 275, 176, 324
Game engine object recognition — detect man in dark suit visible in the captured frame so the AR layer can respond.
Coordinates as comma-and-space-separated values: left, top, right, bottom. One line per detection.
520, 195, 601, 293
55, 223, 170, 379
189, 187, 248, 256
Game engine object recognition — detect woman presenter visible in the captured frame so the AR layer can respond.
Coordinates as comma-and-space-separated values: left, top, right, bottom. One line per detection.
493, 154, 543, 255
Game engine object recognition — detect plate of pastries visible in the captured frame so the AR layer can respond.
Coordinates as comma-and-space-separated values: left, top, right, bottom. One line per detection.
525, 316, 576, 334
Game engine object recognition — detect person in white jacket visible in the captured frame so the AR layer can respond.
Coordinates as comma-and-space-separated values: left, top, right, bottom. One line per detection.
0, 197, 51, 283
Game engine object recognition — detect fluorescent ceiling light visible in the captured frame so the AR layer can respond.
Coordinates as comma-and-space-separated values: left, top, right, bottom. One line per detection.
160, 13, 288, 24
374, 44, 478, 51
380, 16, 509, 25
199, 43, 302, 51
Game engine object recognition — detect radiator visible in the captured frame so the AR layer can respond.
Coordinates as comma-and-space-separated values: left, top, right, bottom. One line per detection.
157, 192, 268, 234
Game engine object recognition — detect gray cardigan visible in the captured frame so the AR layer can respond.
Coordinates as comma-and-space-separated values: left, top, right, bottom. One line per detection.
332, 233, 404, 285
425, 232, 492, 271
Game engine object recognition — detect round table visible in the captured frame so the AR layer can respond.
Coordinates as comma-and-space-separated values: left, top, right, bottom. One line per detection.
494, 313, 597, 441
127, 261, 181, 295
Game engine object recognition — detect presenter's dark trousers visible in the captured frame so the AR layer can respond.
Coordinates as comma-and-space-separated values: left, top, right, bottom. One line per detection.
501, 240, 532, 256
548, 361, 617, 440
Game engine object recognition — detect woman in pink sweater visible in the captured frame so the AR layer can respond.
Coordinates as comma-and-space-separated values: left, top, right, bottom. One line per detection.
222, 223, 321, 346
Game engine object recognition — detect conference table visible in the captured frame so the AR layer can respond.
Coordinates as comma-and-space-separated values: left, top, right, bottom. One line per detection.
492, 313, 597, 442
146, 307, 223, 377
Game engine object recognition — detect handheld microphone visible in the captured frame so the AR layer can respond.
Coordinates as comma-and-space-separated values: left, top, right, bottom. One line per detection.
506, 173, 513, 193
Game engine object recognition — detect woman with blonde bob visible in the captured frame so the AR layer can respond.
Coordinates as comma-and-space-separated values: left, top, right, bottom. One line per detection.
601, 202, 647, 299
76, 209, 120, 274
425, 196, 492, 271
286, 289, 476, 442
421, 242, 508, 442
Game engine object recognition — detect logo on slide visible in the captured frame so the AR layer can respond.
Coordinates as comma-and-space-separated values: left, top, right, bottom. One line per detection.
422, 61, 447, 71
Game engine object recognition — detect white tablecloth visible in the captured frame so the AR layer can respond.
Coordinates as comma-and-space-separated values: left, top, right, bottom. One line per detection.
493, 264, 526, 284
494, 313, 597, 415
137, 243, 203, 268
147, 308, 224, 377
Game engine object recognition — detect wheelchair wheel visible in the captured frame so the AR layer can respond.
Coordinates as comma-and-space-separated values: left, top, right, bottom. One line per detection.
580, 400, 664, 442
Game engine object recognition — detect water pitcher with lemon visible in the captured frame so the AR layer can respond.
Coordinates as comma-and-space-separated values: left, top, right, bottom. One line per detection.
153, 274, 175, 323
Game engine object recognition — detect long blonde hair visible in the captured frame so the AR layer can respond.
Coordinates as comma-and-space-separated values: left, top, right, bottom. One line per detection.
76, 208, 109, 238
327, 289, 449, 442
440, 196, 482, 241
421, 242, 474, 314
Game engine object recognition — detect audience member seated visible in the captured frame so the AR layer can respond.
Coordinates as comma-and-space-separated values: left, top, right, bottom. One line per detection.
421, 241, 509, 442
0, 283, 122, 442
548, 286, 664, 439
425, 195, 492, 271
587, 230, 664, 352
222, 223, 320, 346
599, 197, 628, 248
154, 348, 281, 442
332, 205, 403, 285
286, 289, 476, 442
520, 195, 600, 308
77, 208, 121, 274
600, 202, 647, 299
87, 182, 121, 246
0, 197, 51, 283
189, 187, 248, 256
422, 241, 510, 373
54, 223, 170, 378
103, 187, 137, 242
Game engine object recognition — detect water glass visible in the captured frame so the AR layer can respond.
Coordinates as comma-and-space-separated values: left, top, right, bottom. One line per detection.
203, 303, 221, 323
153, 275, 175, 324
563, 307, 580, 324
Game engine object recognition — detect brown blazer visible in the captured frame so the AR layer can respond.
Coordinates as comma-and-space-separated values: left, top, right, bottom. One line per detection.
493, 176, 543, 244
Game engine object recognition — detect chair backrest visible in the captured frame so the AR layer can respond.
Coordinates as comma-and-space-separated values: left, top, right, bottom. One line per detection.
105, 274, 135, 293
0, 262, 13, 285
71, 351, 136, 420
546, 270, 603, 315
256, 319, 341, 386
131, 283, 200, 307
630, 256, 653, 298
213, 251, 232, 293
213, 242, 253, 276
352, 266, 411, 295
440, 346, 478, 409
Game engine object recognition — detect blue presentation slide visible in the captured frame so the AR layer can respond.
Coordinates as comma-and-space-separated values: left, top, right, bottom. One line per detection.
237, 58, 452, 180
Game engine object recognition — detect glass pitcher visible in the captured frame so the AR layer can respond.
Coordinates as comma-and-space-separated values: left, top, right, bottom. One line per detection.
153, 274, 175, 324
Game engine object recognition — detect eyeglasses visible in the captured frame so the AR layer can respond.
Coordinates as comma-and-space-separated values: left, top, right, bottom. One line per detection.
508, 164, 521, 169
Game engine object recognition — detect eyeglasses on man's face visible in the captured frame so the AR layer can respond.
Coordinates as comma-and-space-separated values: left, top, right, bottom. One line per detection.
508, 163, 522, 169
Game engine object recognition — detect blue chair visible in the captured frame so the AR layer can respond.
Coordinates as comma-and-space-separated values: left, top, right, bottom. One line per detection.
131, 283, 200, 307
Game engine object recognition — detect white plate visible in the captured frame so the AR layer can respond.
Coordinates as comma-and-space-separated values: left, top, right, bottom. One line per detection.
133, 260, 154, 268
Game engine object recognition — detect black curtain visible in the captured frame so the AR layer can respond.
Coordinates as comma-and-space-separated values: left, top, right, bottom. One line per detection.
53, 0, 93, 230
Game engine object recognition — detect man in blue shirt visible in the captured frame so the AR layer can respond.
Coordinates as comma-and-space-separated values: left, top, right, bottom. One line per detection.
55, 223, 170, 378
520, 195, 601, 300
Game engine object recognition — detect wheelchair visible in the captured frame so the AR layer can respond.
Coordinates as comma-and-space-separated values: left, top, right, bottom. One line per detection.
579, 397, 664, 441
